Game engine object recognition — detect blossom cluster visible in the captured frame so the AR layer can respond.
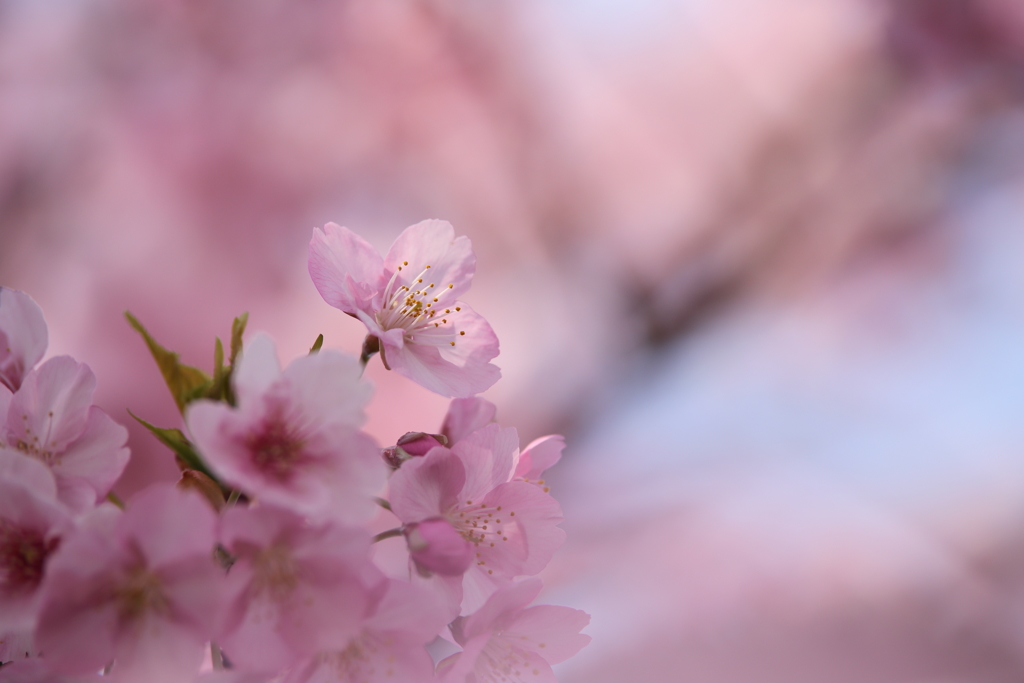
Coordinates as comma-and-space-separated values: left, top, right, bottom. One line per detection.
0, 220, 590, 683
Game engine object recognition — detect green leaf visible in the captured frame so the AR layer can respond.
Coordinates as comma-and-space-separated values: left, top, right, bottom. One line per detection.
127, 410, 223, 485
205, 337, 227, 402
230, 312, 249, 367
125, 312, 211, 413
309, 333, 324, 355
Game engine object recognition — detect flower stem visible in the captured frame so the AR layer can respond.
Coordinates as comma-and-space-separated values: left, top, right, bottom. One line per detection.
373, 527, 404, 543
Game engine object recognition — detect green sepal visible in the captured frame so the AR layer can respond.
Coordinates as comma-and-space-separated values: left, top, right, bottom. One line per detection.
309, 334, 324, 355
125, 312, 211, 414
127, 409, 223, 486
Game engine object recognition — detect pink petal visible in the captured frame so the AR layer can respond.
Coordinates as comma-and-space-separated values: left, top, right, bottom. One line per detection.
388, 449, 465, 522
365, 579, 449, 646
514, 435, 565, 482
0, 289, 48, 393
110, 614, 206, 683
382, 220, 475, 302
308, 223, 386, 316
52, 406, 129, 505
121, 485, 218, 571
456, 579, 543, 642
485, 482, 565, 577
232, 334, 281, 406
506, 605, 592, 665
0, 449, 56, 499
7, 357, 95, 457
282, 349, 373, 433
441, 398, 497, 445
384, 304, 500, 398
452, 424, 520, 500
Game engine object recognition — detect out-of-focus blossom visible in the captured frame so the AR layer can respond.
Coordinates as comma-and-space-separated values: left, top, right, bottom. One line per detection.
389, 424, 565, 612
0, 455, 71, 636
186, 333, 384, 524
404, 517, 474, 577
0, 659, 102, 682
0, 289, 47, 394
438, 578, 591, 683
219, 504, 385, 673
34, 485, 229, 683
308, 220, 500, 398
1, 357, 129, 511
284, 578, 448, 683
0, 629, 37, 664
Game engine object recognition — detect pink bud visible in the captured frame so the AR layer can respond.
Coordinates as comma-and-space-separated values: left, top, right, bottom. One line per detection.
395, 432, 446, 456
404, 517, 472, 576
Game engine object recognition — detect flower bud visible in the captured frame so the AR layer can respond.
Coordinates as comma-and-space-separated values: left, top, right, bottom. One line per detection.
382, 432, 447, 469
404, 517, 472, 577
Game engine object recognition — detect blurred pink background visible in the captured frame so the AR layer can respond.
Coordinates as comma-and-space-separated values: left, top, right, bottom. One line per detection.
4, 0, 1024, 680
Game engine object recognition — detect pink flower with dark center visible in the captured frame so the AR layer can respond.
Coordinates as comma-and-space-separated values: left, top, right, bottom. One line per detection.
1, 357, 130, 511
308, 220, 500, 398
283, 579, 448, 683
388, 424, 565, 613
187, 334, 385, 524
0, 289, 47, 393
34, 485, 231, 683
218, 504, 386, 672
0, 453, 70, 637
437, 579, 591, 683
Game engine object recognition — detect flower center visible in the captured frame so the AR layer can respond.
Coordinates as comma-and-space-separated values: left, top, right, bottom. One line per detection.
115, 565, 168, 622
245, 415, 306, 482
0, 523, 56, 594
14, 411, 58, 465
376, 262, 465, 348
478, 638, 544, 683
251, 543, 299, 602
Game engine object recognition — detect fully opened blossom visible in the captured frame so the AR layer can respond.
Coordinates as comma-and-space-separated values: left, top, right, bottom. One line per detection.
0, 288, 48, 393
389, 424, 565, 613
1, 356, 130, 511
308, 220, 500, 398
284, 579, 448, 683
0, 452, 72, 637
218, 504, 386, 672
34, 485, 231, 683
186, 333, 385, 524
438, 579, 590, 683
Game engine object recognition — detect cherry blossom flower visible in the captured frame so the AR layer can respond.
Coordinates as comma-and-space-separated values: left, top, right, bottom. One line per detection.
283, 578, 448, 683
0, 288, 48, 393
308, 220, 500, 398
34, 485, 231, 683
437, 579, 590, 683
1, 357, 130, 511
0, 453, 72, 636
186, 333, 385, 524
388, 424, 565, 613
218, 504, 386, 672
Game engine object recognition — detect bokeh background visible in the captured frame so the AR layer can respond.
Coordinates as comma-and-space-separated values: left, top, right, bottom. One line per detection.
4, 0, 1024, 681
